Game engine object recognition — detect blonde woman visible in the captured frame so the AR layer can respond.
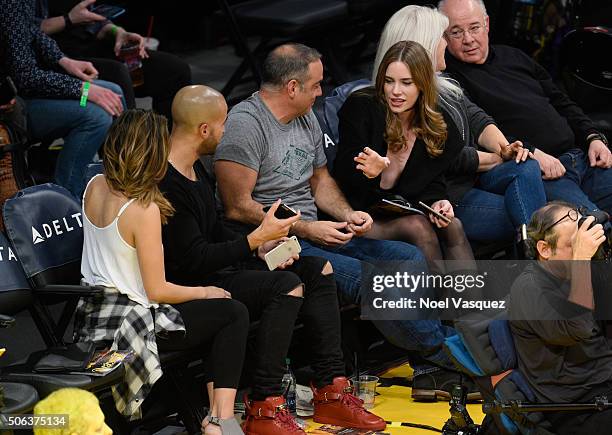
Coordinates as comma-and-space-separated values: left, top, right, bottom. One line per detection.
371, 5, 546, 244
75, 109, 251, 434
333, 41, 473, 267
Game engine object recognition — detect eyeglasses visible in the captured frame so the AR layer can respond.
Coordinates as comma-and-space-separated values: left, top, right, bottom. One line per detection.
542, 207, 585, 234
446, 23, 486, 40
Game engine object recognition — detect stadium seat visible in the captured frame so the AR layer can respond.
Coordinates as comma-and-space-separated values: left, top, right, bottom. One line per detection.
2, 183, 207, 433
559, 26, 612, 137
444, 311, 555, 434
215, 0, 350, 100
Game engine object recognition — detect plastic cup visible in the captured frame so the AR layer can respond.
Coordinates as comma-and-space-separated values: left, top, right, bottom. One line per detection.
118, 42, 144, 87
144, 37, 159, 51
350, 375, 379, 409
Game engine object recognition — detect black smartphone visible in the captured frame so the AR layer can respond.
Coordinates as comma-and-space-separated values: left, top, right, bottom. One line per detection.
90, 4, 126, 20
0, 77, 17, 105
263, 203, 298, 219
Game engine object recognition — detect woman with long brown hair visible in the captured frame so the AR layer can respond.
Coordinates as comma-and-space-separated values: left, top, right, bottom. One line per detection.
333, 40, 473, 268
75, 109, 249, 434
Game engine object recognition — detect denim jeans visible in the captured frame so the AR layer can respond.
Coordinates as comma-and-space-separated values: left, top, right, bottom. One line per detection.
299, 237, 457, 375
544, 148, 612, 214
455, 159, 547, 242
25, 80, 124, 199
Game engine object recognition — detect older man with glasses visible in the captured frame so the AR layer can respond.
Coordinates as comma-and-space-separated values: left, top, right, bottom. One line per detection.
508, 200, 612, 434
439, 0, 612, 217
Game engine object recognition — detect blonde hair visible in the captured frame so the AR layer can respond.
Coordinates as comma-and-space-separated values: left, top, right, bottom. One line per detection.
102, 109, 174, 224
373, 40, 447, 157
34, 388, 107, 435
373, 5, 463, 100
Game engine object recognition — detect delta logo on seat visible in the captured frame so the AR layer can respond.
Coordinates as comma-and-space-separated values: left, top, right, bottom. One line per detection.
31, 213, 83, 245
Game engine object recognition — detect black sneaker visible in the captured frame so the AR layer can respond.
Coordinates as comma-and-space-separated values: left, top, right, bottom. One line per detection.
411, 369, 481, 402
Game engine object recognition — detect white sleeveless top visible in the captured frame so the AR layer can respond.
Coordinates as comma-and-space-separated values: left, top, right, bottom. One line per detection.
81, 175, 152, 307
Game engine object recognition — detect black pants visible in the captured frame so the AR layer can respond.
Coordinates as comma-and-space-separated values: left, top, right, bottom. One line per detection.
206, 256, 345, 400
87, 50, 191, 121
156, 298, 249, 389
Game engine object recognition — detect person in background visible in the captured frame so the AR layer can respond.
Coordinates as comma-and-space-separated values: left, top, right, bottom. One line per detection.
440, 0, 612, 216
0, 0, 124, 198
36, 0, 191, 122
75, 109, 248, 435
370, 5, 546, 244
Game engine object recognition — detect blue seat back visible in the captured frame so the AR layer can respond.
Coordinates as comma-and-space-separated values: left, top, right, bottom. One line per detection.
3, 184, 84, 287
445, 313, 551, 434
0, 230, 32, 315
313, 79, 371, 173
84, 163, 103, 187
0, 231, 29, 293
324, 78, 371, 144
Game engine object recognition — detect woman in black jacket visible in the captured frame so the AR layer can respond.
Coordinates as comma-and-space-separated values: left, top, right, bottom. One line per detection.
333, 40, 473, 268
370, 5, 546, 244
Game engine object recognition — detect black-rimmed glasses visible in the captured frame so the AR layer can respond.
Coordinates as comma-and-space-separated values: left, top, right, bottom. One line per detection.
542, 207, 585, 233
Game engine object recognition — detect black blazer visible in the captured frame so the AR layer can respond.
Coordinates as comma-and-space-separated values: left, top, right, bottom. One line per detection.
333, 90, 464, 211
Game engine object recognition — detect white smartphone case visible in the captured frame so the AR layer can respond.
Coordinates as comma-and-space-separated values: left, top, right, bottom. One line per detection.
264, 236, 302, 270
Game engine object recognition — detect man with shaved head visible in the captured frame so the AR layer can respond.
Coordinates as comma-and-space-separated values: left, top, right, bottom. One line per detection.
160, 85, 386, 435
439, 0, 612, 217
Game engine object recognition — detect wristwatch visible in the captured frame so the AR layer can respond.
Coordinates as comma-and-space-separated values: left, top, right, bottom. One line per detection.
587, 133, 609, 148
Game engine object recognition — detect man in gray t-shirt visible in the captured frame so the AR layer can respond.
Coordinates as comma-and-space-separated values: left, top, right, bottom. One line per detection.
215, 90, 325, 221
214, 43, 473, 401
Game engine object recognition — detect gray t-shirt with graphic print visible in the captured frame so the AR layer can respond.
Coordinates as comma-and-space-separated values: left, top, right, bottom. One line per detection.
214, 92, 327, 221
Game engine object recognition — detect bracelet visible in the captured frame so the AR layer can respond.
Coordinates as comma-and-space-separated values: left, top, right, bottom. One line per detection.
63, 13, 73, 30
110, 25, 119, 37
80, 82, 90, 107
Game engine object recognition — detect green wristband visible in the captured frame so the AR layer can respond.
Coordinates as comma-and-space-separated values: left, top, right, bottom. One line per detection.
80, 81, 90, 107
110, 25, 119, 36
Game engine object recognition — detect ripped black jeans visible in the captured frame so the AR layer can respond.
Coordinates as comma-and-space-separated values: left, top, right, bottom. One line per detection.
205, 256, 345, 399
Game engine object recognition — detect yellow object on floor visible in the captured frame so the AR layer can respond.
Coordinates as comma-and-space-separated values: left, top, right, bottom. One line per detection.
305, 363, 484, 434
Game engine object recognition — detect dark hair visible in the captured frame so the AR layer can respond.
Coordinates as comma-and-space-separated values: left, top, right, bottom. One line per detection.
373, 40, 447, 157
261, 43, 322, 88
525, 200, 576, 259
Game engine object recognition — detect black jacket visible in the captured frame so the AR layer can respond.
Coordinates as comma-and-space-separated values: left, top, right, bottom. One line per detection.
333, 90, 464, 210
445, 45, 599, 156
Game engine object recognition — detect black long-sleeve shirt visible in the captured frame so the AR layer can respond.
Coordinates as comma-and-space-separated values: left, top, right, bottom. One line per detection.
332, 90, 463, 209
445, 45, 599, 156
0, 0, 82, 99
160, 162, 251, 286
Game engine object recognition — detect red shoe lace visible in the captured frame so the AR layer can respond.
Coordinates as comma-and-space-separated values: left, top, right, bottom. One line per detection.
275, 407, 303, 433
341, 392, 369, 414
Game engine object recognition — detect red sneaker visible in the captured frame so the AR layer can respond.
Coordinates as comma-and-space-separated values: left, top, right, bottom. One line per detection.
244, 395, 306, 435
312, 377, 386, 431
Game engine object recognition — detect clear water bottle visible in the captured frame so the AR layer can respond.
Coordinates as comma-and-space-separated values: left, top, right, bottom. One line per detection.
281, 358, 297, 415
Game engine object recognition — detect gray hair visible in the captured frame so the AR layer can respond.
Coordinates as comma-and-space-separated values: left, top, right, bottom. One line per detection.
438, 0, 488, 17
373, 5, 463, 99
261, 43, 322, 89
